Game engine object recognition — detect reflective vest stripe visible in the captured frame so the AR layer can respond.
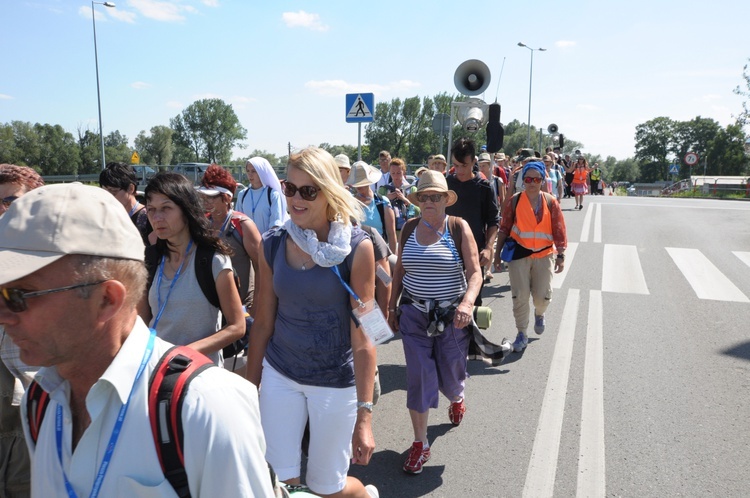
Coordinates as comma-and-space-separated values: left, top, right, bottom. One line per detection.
510, 193, 554, 258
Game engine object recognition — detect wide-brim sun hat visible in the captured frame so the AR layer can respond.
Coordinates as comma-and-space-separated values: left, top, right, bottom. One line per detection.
0, 183, 145, 285
346, 161, 382, 188
428, 154, 447, 167
407, 170, 457, 206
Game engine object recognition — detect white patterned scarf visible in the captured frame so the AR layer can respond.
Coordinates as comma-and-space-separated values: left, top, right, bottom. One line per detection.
283, 219, 352, 267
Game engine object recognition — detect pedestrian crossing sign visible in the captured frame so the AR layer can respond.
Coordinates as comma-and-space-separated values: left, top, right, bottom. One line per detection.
346, 93, 374, 123
669, 164, 679, 174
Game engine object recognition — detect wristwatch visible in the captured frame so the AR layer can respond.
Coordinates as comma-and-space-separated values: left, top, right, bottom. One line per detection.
356, 401, 374, 413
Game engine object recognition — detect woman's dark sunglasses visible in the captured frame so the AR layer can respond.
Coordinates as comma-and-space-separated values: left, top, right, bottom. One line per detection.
1, 281, 106, 313
281, 181, 321, 201
417, 193, 445, 203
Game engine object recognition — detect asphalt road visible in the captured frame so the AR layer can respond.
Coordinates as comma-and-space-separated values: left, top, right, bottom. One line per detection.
348, 194, 750, 497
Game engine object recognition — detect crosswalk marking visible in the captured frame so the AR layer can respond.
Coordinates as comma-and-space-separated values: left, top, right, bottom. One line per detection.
593, 203, 602, 243
523, 289, 580, 498
601, 244, 649, 295
577, 290, 606, 497
666, 248, 749, 303
734, 251, 750, 269
580, 203, 594, 242
553, 242, 578, 289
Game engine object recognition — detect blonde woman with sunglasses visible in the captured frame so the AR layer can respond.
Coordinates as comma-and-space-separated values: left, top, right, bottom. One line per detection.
246, 148, 379, 498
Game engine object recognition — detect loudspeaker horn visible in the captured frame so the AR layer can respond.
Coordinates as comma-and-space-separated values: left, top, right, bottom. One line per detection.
454, 59, 491, 96
547, 123, 558, 134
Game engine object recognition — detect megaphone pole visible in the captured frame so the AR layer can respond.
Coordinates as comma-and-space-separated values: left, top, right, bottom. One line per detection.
447, 102, 456, 159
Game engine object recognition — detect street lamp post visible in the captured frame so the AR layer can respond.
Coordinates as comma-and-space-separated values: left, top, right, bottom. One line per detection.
517, 42, 546, 149
91, 1, 116, 170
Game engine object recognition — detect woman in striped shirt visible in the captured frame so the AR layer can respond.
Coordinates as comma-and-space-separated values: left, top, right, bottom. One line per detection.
387, 170, 482, 475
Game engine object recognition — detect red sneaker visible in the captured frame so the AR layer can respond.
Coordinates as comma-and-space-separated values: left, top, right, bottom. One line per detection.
403, 441, 431, 474
449, 399, 466, 426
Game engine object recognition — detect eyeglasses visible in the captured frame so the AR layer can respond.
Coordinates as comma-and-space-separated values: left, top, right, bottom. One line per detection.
281, 181, 321, 201
1, 281, 107, 313
417, 193, 445, 203
524, 177, 543, 184
543, 160, 552, 164
1, 196, 18, 208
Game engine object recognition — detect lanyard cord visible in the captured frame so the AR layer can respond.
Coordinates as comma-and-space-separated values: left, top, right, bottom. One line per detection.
55, 329, 157, 498
127, 203, 141, 218
248, 187, 265, 216
330, 265, 364, 308
218, 211, 233, 237
422, 218, 461, 265
153, 240, 193, 329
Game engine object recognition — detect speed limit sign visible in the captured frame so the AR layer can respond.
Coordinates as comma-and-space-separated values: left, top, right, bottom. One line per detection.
684, 152, 699, 166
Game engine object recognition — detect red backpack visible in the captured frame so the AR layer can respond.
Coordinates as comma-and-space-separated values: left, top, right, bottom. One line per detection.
26, 346, 213, 498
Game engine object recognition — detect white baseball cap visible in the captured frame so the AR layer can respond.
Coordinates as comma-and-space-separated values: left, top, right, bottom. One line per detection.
0, 183, 145, 285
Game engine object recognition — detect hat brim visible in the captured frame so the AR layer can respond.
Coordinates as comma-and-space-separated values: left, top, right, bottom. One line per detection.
0, 249, 65, 286
407, 190, 458, 207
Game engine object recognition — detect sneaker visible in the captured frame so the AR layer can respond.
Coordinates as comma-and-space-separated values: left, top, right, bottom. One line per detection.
365, 484, 380, 497
403, 441, 431, 474
512, 331, 528, 352
448, 399, 466, 426
534, 315, 546, 335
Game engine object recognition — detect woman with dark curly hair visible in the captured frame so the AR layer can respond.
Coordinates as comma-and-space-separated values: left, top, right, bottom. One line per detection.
199, 164, 262, 311
139, 172, 245, 365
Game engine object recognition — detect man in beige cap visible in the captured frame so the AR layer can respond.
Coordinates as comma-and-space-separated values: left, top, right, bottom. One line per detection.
0, 183, 274, 497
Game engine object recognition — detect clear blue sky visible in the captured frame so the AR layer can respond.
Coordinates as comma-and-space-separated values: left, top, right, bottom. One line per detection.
2, 0, 748, 162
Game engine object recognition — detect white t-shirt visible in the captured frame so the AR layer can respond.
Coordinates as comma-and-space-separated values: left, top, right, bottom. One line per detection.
22, 320, 274, 497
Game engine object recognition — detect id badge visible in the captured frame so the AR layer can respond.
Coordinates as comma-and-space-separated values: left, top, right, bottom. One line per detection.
352, 299, 394, 345
375, 264, 392, 286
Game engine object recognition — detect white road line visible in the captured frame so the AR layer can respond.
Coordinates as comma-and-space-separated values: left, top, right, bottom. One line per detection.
577, 290, 606, 498
601, 244, 649, 295
580, 203, 594, 242
593, 203, 602, 243
522, 289, 580, 498
553, 242, 578, 289
734, 251, 750, 269
666, 248, 749, 303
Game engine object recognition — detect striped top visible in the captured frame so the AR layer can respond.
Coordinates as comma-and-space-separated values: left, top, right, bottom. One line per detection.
401, 220, 467, 313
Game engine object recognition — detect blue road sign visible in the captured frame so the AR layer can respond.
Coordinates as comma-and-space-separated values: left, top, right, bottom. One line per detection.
346, 93, 374, 123
669, 164, 679, 174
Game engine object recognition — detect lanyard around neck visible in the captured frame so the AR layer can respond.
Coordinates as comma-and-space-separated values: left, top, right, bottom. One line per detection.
127, 202, 141, 218
422, 217, 461, 264
55, 328, 156, 498
153, 240, 193, 329
218, 211, 233, 237
248, 187, 265, 215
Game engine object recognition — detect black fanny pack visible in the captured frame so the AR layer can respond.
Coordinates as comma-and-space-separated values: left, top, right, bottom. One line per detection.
400, 290, 461, 337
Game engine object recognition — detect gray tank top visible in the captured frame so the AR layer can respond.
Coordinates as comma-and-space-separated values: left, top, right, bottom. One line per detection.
263, 227, 366, 388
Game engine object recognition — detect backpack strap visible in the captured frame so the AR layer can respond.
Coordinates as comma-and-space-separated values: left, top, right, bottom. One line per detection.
149, 346, 215, 498
145, 244, 159, 293
194, 245, 220, 309
398, 217, 420, 250
238, 188, 250, 212
446, 216, 463, 262
25, 380, 50, 445
373, 194, 387, 243
267, 185, 273, 206
226, 213, 246, 245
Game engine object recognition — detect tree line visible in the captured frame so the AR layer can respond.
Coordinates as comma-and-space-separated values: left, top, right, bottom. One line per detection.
2, 61, 748, 181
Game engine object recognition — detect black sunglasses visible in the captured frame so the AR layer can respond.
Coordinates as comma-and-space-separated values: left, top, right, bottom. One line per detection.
417, 193, 445, 203
1, 281, 106, 313
281, 181, 321, 201
1, 196, 18, 208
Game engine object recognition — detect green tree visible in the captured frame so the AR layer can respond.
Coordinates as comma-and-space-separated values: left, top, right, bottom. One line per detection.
707, 123, 749, 176
170, 99, 247, 163
733, 58, 750, 128
609, 157, 640, 182
77, 127, 101, 173
34, 123, 80, 175
635, 116, 675, 181
135, 125, 173, 165
104, 130, 132, 165
0, 123, 22, 164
